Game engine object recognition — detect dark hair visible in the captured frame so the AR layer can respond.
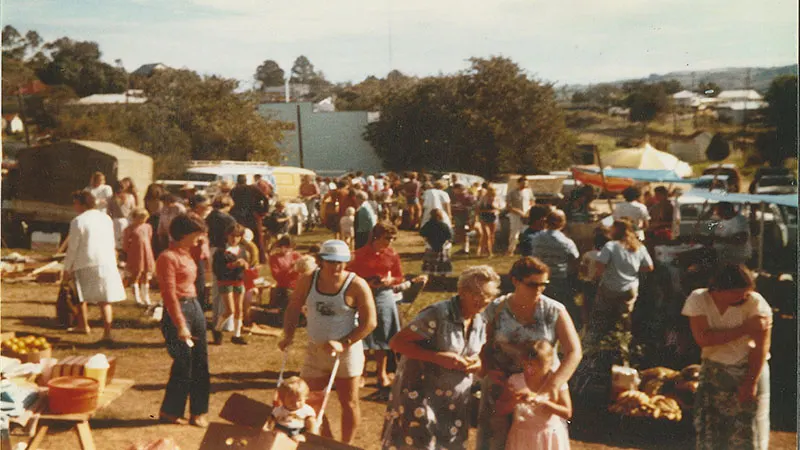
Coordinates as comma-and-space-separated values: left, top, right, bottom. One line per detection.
225, 223, 245, 238
612, 219, 641, 252
162, 194, 180, 204
236, 174, 247, 185
275, 235, 294, 248
371, 221, 398, 241
337, 180, 348, 189
522, 339, 555, 363
709, 264, 755, 291
715, 202, 736, 216
654, 186, 669, 195
518, 176, 527, 183
212, 194, 234, 209
307, 244, 321, 255
593, 226, 611, 250
144, 183, 164, 202
254, 174, 262, 180
510, 256, 551, 281
622, 186, 641, 202
72, 190, 97, 209
527, 205, 551, 226
189, 194, 209, 209
169, 213, 207, 242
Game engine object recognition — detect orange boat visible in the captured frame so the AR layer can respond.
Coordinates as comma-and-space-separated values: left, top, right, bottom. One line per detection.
570, 166, 635, 193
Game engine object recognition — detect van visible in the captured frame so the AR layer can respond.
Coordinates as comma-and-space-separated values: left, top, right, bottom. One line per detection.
270, 166, 317, 200
702, 164, 741, 193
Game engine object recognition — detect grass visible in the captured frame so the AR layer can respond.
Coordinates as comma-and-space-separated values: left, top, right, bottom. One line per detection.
1, 229, 797, 450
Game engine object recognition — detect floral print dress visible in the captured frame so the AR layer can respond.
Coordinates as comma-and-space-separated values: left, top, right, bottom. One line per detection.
380, 296, 487, 450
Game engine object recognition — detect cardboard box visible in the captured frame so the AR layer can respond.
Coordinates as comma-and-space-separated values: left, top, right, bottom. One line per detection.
199, 423, 298, 450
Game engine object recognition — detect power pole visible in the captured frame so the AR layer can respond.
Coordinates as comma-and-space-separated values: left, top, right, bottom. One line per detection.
296, 103, 305, 168
742, 68, 752, 132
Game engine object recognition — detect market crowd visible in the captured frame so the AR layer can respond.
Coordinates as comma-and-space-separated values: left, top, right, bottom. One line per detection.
59, 169, 773, 449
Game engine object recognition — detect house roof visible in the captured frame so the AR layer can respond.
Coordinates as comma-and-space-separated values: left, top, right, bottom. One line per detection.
132, 63, 168, 77
73, 90, 147, 105
672, 90, 700, 99
717, 90, 763, 100
718, 101, 767, 111
70, 140, 153, 164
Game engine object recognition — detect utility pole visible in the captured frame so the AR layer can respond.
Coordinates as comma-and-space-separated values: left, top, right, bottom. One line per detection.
296, 104, 305, 168
742, 68, 752, 132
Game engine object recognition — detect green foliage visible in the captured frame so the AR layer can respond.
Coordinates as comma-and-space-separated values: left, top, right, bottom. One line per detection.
623, 82, 669, 124
334, 71, 418, 111
760, 75, 798, 166
705, 133, 730, 161
35, 38, 127, 97
574, 83, 624, 107
697, 81, 721, 97
254, 59, 285, 89
365, 56, 576, 178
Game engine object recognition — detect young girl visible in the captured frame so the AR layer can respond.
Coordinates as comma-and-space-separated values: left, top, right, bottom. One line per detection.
420, 208, 453, 276
577, 227, 610, 327
266, 376, 318, 442
268, 236, 302, 311
504, 340, 572, 450
122, 208, 155, 306
212, 224, 250, 345
338, 206, 355, 249
477, 186, 500, 257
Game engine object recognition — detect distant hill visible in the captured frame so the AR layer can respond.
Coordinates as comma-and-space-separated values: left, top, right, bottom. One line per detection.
567, 64, 798, 94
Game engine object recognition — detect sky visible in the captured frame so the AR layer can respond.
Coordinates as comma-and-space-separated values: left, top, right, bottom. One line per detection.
2, 0, 797, 87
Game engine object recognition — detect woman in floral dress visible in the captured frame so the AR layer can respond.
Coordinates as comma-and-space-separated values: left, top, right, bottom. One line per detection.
380, 266, 501, 450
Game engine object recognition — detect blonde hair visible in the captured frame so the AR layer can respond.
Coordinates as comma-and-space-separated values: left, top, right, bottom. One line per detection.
612, 219, 641, 252
345, 206, 356, 216
294, 255, 318, 275
457, 265, 501, 298
131, 207, 149, 222
278, 376, 310, 400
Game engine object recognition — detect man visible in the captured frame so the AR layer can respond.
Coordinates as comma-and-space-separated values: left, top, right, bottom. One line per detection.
528, 209, 581, 326
253, 174, 275, 200
421, 180, 452, 229
206, 195, 238, 343
188, 194, 212, 310
279, 240, 377, 445
300, 175, 321, 228
517, 204, 552, 257
230, 175, 270, 263
354, 191, 377, 250
506, 176, 535, 255
646, 186, 675, 242
449, 183, 476, 246
613, 187, 650, 241
712, 202, 752, 266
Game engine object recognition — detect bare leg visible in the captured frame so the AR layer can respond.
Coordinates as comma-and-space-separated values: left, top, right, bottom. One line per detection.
99, 302, 113, 339
374, 350, 391, 387
78, 302, 91, 334
215, 291, 233, 331
233, 291, 244, 338
487, 223, 497, 257
334, 376, 361, 445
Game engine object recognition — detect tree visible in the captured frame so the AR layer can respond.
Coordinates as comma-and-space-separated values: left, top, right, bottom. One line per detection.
697, 81, 721, 97
760, 75, 798, 165
624, 82, 669, 124
35, 37, 126, 97
658, 79, 683, 95
289, 55, 317, 84
254, 59, 285, 89
365, 57, 575, 178
705, 133, 730, 161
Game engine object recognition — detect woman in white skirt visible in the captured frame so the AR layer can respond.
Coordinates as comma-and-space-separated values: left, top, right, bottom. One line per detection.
63, 190, 127, 343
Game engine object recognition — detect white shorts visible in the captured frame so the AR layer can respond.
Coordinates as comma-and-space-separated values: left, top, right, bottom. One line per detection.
301, 340, 365, 380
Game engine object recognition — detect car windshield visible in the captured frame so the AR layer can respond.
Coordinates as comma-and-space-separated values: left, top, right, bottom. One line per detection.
759, 176, 796, 187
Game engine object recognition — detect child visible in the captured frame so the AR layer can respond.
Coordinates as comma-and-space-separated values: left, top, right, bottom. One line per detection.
122, 208, 155, 306
268, 236, 302, 311
266, 201, 291, 245
294, 254, 318, 277
339, 206, 355, 249
213, 224, 250, 345
241, 228, 261, 330
504, 340, 572, 450
578, 227, 610, 327
266, 376, 318, 442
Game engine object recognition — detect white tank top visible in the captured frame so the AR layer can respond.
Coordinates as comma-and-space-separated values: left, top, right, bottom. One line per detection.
305, 270, 358, 343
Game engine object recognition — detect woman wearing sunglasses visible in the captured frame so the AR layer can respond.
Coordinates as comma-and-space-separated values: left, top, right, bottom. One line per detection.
348, 222, 405, 394
476, 256, 582, 450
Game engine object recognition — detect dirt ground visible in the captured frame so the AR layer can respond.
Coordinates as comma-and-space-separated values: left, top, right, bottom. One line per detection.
1, 229, 796, 450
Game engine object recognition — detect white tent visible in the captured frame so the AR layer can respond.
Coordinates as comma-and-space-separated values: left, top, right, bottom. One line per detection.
603, 143, 693, 177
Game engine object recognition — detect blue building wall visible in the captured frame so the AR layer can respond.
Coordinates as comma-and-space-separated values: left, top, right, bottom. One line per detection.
258, 102, 384, 175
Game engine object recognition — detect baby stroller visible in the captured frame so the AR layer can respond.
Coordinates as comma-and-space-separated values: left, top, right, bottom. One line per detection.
273, 350, 339, 437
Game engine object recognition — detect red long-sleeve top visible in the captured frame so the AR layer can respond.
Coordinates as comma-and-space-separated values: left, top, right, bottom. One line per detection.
347, 243, 404, 286
269, 250, 303, 289
156, 247, 197, 332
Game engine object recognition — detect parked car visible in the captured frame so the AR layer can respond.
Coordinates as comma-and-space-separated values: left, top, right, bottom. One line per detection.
702, 164, 741, 192
750, 175, 798, 195
690, 174, 733, 193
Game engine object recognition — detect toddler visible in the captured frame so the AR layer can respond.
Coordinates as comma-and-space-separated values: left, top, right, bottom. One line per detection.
339, 207, 355, 249
122, 208, 155, 306
266, 376, 318, 442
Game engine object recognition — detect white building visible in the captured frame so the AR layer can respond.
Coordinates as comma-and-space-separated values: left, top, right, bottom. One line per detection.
717, 90, 763, 102
717, 101, 767, 124
672, 90, 703, 108
72, 90, 148, 105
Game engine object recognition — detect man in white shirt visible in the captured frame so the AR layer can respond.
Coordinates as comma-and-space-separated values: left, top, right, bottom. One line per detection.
613, 187, 650, 241
712, 202, 752, 265
505, 176, 534, 255
420, 181, 452, 228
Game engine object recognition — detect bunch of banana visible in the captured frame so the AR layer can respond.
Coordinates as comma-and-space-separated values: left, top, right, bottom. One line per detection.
650, 395, 683, 422
609, 390, 656, 416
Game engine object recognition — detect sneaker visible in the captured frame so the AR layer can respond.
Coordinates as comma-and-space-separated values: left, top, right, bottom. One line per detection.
212, 330, 223, 345
231, 336, 248, 345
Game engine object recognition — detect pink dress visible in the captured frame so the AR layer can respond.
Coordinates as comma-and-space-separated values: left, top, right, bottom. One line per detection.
505, 373, 571, 450
123, 223, 155, 276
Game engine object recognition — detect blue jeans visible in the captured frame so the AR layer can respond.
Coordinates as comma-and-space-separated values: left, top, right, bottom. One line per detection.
160, 298, 210, 417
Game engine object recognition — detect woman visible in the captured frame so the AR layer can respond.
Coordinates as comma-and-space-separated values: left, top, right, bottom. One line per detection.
144, 183, 165, 255
120, 177, 140, 207
300, 174, 321, 229
380, 266, 500, 450
155, 213, 210, 428
420, 208, 453, 276
63, 191, 126, 342
682, 264, 772, 450
108, 185, 135, 249
477, 256, 582, 450
347, 222, 404, 392
85, 172, 113, 214
584, 219, 654, 347
477, 186, 500, 257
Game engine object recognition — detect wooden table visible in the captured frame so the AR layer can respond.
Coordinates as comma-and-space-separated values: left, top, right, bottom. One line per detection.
26, 378, 135, 450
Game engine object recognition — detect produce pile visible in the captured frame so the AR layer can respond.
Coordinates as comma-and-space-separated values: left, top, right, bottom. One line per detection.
2, 335, 51, 355
609, 364, 700, 422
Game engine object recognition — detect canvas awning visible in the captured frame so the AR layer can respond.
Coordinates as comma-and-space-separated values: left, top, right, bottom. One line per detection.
603, 143, 693, 177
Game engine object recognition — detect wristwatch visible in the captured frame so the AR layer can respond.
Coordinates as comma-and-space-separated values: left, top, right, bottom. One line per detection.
340, 336, 353, 348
